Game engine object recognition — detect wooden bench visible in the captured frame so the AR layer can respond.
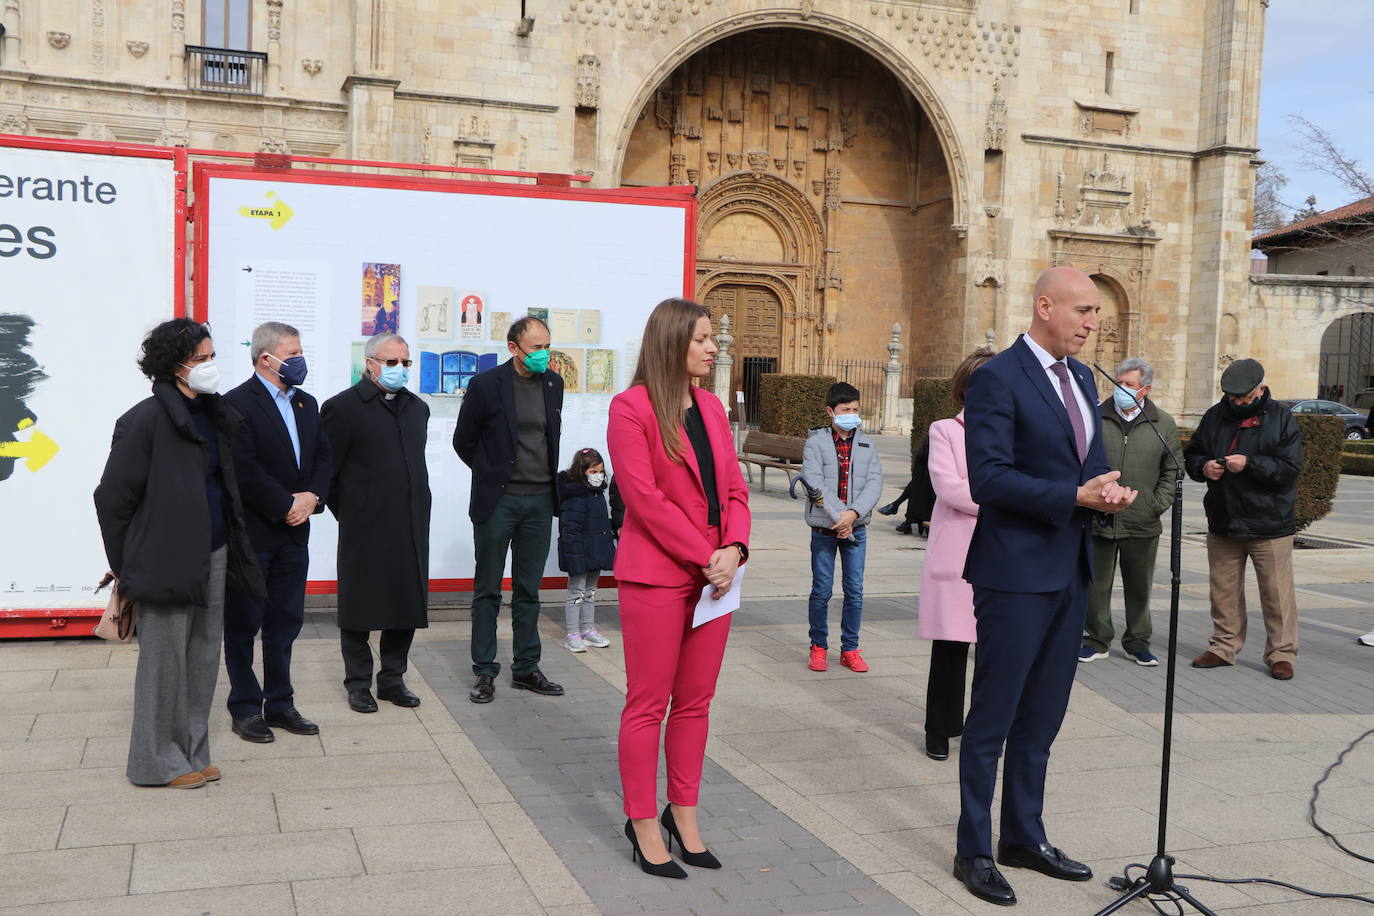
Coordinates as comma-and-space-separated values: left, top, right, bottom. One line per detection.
737, 431, 806, 492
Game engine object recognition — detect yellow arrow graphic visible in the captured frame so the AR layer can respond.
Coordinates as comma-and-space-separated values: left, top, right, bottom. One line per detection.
237, 191, 294, 230
0, 432, 59, 472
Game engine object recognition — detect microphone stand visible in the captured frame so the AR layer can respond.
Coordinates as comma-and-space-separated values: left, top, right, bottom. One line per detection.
1090, 364, 1217, 916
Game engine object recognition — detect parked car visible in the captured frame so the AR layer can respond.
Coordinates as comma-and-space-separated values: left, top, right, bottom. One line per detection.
1279, 399, 1369, 439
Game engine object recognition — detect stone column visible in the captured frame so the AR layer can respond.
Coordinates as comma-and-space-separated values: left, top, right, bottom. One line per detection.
170, 0, 186, 83
713, 314, 735, 412
2, 0, 21, 68
881, 322, 904, 435
266, 0, 283, 92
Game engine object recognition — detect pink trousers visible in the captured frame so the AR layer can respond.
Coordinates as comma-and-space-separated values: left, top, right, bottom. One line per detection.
617, 579, 732, 819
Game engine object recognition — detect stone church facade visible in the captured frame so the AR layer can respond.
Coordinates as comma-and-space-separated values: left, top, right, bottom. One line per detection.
0, 0, 1277, 418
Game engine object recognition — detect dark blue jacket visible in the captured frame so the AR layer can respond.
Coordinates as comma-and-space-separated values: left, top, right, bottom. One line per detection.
962, 336, 1111, 593
223, 375, 333, 552
556, 472, 616, 575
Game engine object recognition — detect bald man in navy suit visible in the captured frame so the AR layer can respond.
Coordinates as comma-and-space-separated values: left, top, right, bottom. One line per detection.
952, 267, 1137, 907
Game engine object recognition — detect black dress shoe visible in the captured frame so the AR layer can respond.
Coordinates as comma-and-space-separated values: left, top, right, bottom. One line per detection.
953, 855, 1016, 906
377, 685, 421, 707
925, 733, 949, 761
469, 675, 495, 704
264, 707, 320, 735
895, 521, 913, 534
348, 689, 378, 713
231, 714, 275, 743
877, 501, 900, 516
511, 669, 564, 696
996, 840, 1093, 881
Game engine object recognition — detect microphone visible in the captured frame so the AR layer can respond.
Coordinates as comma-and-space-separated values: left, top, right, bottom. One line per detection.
1092, 363, 1182, 474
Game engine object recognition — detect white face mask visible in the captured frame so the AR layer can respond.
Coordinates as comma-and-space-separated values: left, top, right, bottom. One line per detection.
587, 472, 607, 488
180, 360, 220, 395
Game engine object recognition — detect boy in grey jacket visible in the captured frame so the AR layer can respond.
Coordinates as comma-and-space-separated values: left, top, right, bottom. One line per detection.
804, 382, 884, 672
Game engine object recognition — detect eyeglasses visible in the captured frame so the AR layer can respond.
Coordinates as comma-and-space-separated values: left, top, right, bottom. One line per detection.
368, 356, 413, 368
178, 320, 212, 335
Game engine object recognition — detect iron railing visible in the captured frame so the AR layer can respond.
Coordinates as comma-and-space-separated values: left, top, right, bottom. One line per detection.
186, 45, 266, 95
807, 358, 915, 425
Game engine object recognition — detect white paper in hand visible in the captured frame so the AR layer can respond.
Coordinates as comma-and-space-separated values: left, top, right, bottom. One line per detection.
692, 565, 745, 628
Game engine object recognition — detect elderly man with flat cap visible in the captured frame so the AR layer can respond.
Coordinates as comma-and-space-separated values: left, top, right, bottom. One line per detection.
1183, 358, 1302, 680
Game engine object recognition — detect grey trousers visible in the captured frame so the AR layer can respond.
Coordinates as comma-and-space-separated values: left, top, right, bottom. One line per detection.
127, 547, 226, 786
564, 570, 600, 634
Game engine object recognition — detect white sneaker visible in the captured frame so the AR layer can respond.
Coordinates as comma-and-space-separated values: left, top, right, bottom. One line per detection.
581, 628, 611, 648
1358, 631, 1374, 647
564, 633, 587, 653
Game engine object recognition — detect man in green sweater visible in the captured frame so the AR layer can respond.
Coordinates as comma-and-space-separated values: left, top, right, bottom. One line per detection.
1080, 358, 1181, 667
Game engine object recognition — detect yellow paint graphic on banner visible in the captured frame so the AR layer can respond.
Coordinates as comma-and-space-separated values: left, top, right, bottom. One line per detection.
238, 191, 294, 230
0, 418, 59, 471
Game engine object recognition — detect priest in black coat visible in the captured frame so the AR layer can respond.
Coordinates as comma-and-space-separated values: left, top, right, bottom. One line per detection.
320, 333, 431, 713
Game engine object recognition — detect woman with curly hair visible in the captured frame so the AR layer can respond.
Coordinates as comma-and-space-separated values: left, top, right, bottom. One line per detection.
94, 318, 264, 789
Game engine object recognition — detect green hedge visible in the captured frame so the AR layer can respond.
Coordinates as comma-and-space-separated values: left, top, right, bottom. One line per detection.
1342, 453, 1374, 476
1343, 439, 1374, 454
1294, 414, 1343, 531
757, 374, 835, 438
910, 377, 960, 457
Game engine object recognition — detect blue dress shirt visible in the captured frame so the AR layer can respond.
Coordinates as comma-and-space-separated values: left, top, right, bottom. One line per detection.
256, 372, 301, 467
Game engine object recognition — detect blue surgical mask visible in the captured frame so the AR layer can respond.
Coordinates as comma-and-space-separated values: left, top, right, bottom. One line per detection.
1113, 386, 1141, 412
833, 413, 862, 431
268, 354, 308, 387
377, 364, 409, 391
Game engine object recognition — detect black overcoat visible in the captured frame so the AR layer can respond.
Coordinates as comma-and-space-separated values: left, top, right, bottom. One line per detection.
93, 381, 266, 606
321, 378, 431, 631
556, 472, 617, 575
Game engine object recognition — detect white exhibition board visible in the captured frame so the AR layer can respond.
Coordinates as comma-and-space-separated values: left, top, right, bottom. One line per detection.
201, 172, 690, 587
0, 143, 177, 610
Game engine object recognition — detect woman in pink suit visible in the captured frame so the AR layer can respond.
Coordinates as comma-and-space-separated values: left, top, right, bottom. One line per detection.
918, 348, 993, 762
607, 298, 750, 879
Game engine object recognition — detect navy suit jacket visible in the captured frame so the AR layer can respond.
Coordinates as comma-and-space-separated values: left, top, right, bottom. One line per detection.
452, 360, 564, 523
224, 376, 332, 551
962, 336, 1110, 594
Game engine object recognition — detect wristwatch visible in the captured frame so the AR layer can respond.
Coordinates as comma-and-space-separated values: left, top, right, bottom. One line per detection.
723, 541, 749, 562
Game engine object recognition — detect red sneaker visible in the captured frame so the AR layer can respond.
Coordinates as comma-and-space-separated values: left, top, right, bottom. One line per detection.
840, 650, 869, 672
808, 645, 828, 671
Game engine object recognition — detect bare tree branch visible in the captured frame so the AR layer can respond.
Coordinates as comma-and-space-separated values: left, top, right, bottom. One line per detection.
1287, 113, 1374, 199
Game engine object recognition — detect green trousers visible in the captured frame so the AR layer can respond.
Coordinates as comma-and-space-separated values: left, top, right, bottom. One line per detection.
1085, 535, 1159, 655
470, 491, 554, 678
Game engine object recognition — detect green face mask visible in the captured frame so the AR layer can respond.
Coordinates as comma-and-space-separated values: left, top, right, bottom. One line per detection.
522, 347, 550, 374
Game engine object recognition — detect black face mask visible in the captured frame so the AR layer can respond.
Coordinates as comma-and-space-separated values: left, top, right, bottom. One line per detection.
1222, 389, 1268, 420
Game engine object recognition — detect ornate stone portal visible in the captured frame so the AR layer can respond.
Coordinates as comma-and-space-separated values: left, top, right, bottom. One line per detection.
621, 28, 959, 397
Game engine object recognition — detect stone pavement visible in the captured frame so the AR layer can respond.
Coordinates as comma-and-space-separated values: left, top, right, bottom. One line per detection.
3, 432, 1374, 913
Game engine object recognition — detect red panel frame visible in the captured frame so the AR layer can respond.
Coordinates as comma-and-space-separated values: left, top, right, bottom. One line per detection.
0, 134, 186, 637
191, 160, 698, 593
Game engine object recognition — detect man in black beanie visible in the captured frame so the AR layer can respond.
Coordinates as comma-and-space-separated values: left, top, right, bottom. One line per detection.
1182, 358, 1302, 680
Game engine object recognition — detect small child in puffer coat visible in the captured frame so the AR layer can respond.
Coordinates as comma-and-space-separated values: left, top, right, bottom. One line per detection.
556, 447, 617, 652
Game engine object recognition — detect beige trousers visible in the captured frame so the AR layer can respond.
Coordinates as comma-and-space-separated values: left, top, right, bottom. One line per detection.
1205, 533, 1299, 666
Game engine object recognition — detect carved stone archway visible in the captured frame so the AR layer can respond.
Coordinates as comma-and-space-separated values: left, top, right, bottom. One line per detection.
610, 10, 972, 232
697, 172, 825, 377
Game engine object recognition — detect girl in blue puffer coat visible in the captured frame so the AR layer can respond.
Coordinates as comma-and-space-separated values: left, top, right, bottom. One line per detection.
557, 448, 617, 652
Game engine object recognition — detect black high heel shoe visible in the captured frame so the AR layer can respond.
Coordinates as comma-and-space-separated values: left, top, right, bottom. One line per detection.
660, 805, 722, 869
624, 818, 687, 879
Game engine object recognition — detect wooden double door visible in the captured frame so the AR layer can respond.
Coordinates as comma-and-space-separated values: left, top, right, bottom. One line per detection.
703, 283, 783, 424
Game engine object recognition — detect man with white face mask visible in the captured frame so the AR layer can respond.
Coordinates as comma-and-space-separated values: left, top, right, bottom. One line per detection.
1080, 357, 1181, 668
222, 322, 333, 743
321, 333, 432, 713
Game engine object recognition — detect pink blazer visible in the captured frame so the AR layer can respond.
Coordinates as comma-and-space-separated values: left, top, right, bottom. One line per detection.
918, 414, 979, 643
607, 384, 751, 587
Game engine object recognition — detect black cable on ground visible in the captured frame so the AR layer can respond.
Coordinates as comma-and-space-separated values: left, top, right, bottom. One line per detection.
1099, 727, 1374, 913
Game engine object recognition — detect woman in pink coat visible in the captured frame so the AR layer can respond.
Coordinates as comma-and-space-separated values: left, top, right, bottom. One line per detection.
918, 348, 993, 762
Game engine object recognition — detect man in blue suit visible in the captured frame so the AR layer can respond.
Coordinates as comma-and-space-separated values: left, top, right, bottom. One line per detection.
954, 267, 1137, 906
223, 321, 332, 743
